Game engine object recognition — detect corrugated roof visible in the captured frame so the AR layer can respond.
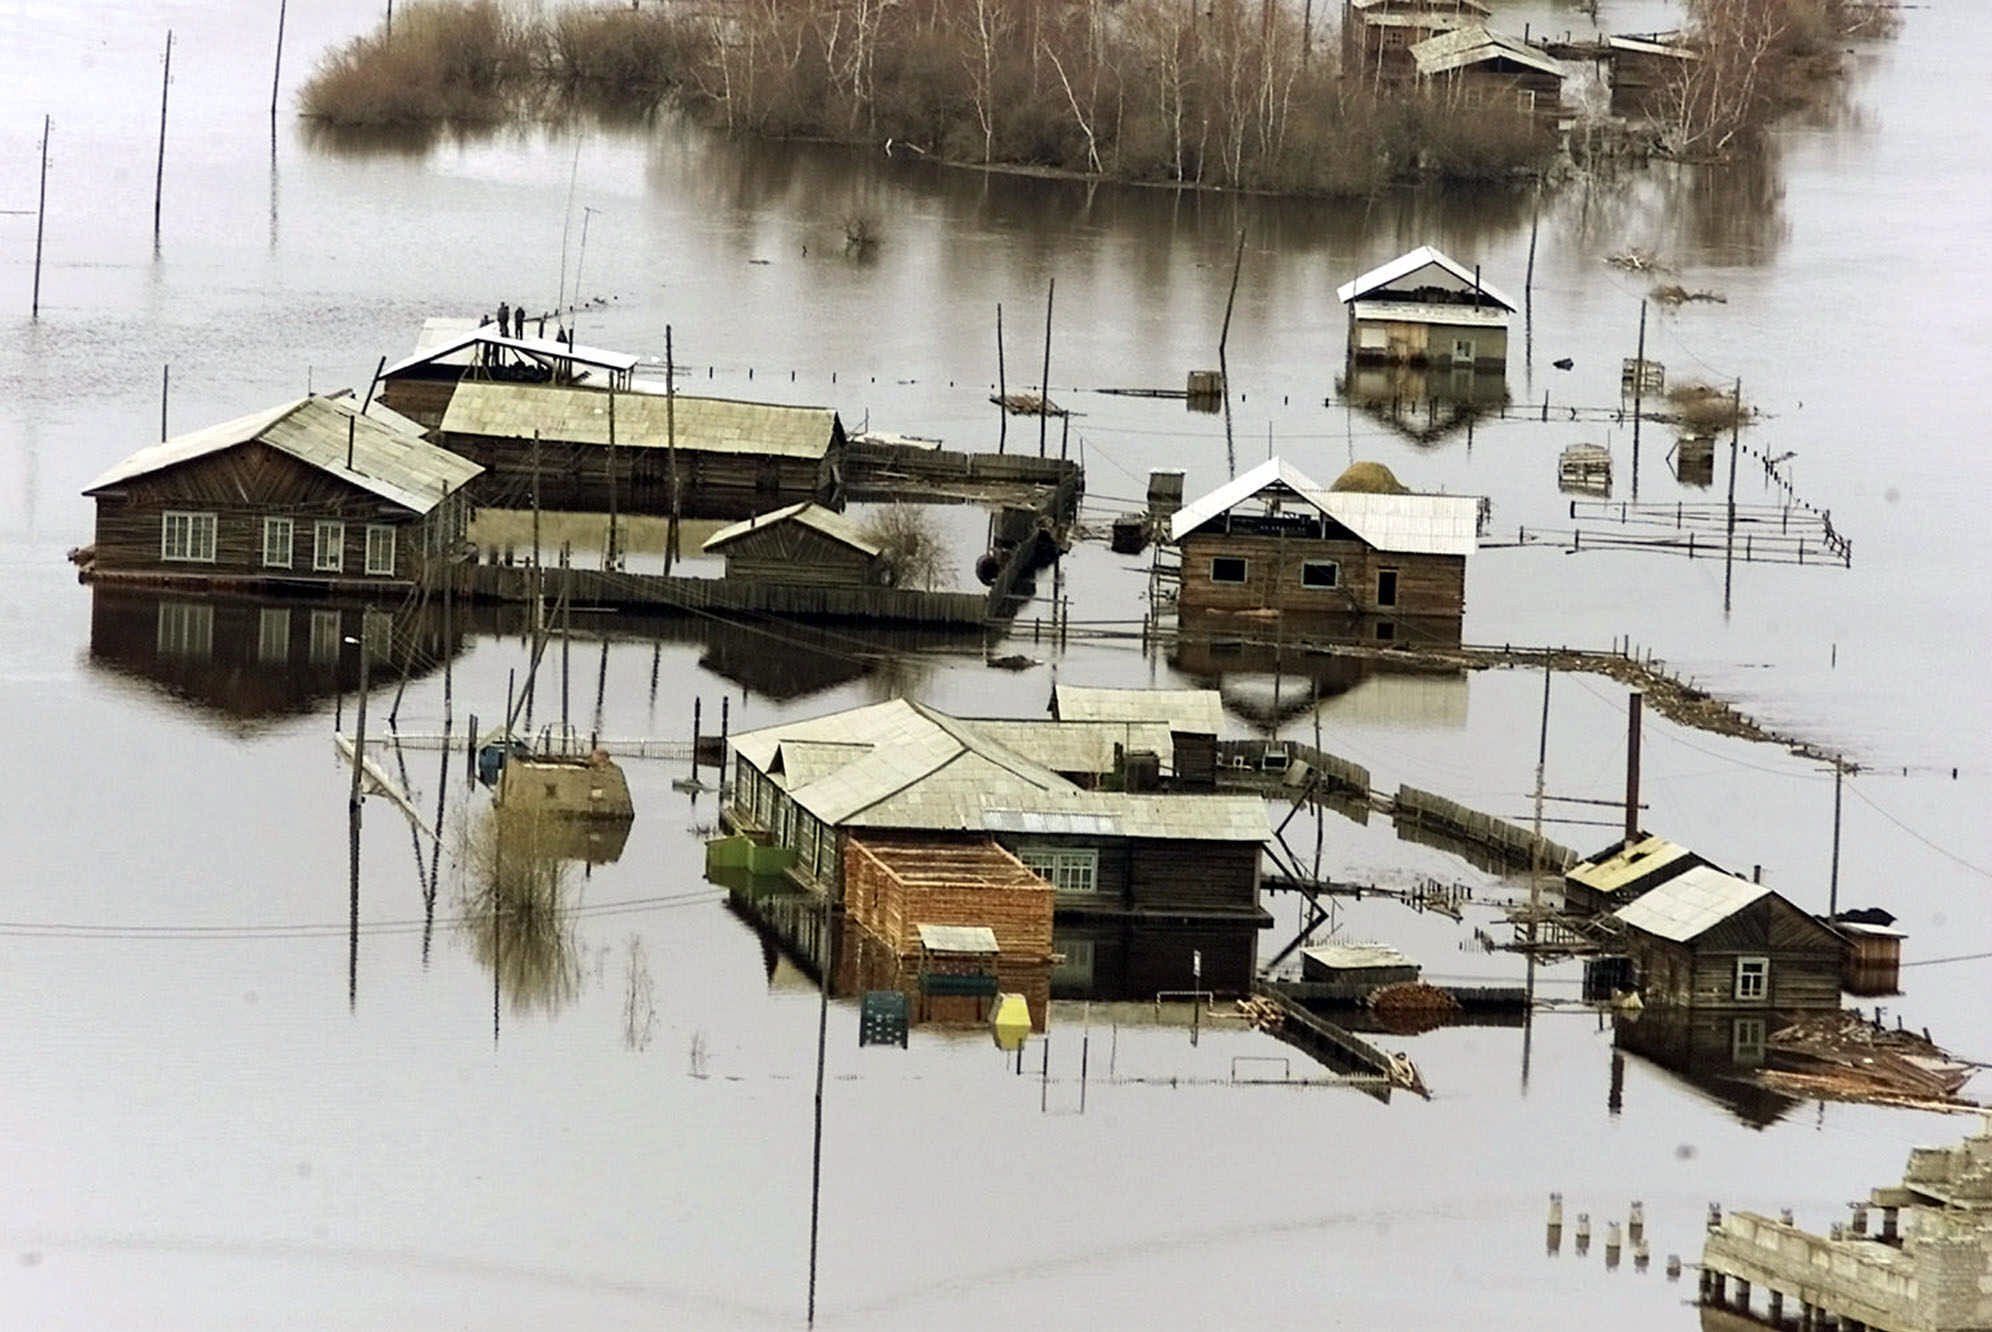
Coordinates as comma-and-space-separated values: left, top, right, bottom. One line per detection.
386, 322, 640, 377
1612, 865, 1769, 943
1410, 24, 1566, 80
83, 395, 482, 514
916, 924, 1000, 955
1351, 0, 1490, 12
1336, 245, 1518, 312
1167, 457, 1480, 556
1567, 835, 1697, 894
441, 382, 838, 459
702, 502, 880, 556
1608, 34, 1699, 60
1302, 943, 1417, 972
962, 719, 1176, 775
1051, 685, 1225, 737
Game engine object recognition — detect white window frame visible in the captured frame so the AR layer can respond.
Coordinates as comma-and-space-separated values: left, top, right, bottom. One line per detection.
257, 607, 291, 663
1020, 847, 1099, 894
1732, 1016, 1767, 1062
1208, 556, 1248, 585
1300, 559, 1340, 589
364, 524, 397, 576
156, 601, 214, 656
1734, 956, 1769, 1001
313, 520, 345, 573
161, 510, 217, 563
262, 516, 294, 569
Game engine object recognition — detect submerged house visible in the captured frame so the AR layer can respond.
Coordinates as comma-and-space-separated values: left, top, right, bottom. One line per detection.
701, 503, 884, 586
80, 395, 482, 592
1168, 458, 1479, 637
1611, 866, 1844, 1014
1338, 245, 1516, 369
435, 381, 846, 518
375, 321, 640, 430
1606, 33, 1698, 119
1409, 25, 1567, 118
724, 698, 1272, 928
1343, 0, 1492, 81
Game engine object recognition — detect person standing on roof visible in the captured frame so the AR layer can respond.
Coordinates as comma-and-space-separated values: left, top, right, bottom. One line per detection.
514, 301, 527, 339
497, 301, 512, 337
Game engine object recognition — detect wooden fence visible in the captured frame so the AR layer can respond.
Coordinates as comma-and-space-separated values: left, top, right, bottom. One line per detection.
1394, 784, 1578, 872
460, 563, 990, 626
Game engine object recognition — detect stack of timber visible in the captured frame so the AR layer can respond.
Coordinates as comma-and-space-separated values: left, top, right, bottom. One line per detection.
841, 835, 1054, 962
1759, 1012, 1980, 1108
1365, 981, 1464, 1036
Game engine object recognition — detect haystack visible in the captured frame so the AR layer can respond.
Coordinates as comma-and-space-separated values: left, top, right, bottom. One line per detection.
1329, 461, 1408, 494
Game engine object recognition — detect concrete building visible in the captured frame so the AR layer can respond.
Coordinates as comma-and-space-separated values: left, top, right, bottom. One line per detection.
1338, 245, 1516, 368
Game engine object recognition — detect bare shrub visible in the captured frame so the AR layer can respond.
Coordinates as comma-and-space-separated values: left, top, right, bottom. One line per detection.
301, 0, 532, 125
860, 505, 949, 590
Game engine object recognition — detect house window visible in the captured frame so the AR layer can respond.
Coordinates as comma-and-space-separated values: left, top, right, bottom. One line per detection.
313, 520, 345, 572
1735, 956, 1769, 1001
156, 601, 213, 656
257, 608, 291, 663
1209, 556, 1248, 584
365, 524, 396, 576
1301, 560, 1340, 589
1019, 848, 1099, 894
1376, 568, 1399, 607
1732, 1017, 1767, 1063
1375, 619, 1396, 642
1453, 338, 1476, 363
262, 517, 294, 569
161, 511, 217, 563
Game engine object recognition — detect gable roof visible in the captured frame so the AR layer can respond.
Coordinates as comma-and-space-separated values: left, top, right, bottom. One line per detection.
1611, 865, 1770, 943
384, 322, 640, 379
83, 395, 483, 514
963, 718, 1178, 775
1167, 457, 1481, 556
1608, 34, 1700, 60
1051, 685, 1225, 737
440, 382, 839, 459
1410, 24, 1567, 80
1567, 834, 1700, 894
703, 502, 880, 557
1336, 245, 1518, 311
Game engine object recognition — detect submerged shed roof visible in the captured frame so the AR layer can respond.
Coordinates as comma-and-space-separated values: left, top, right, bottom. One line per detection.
1166, 457, 1481, 556
702, 502, 880, 556
1612, 865, 1769, 943
1567, 834, 1699, 894
962, 719, 1177, 775
1336, 245, 1518, 311
1051, 685, 1225, 736
83, 395, 483, 514
440, 382, 839, 459
1411, 25, 1566, 79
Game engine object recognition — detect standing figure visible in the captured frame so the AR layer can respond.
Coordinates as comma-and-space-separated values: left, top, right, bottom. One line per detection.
497, 301, 512, 337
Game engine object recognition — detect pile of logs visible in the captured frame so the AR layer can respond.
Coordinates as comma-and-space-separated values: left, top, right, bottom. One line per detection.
1759, 1011, 1981, 1109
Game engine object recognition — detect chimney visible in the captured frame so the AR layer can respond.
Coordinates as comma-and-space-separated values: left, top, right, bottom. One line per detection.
1624, 691, 1643, 849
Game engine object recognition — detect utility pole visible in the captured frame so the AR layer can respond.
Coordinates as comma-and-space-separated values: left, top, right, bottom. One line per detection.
1630, 300, 1647, 501
347, 609, 372, 1013
1723, 378, 1742, 613
995, 302, 1008, 455
31, 114, 49, 318
1828, 758, 1844, 918
806, 887, 835, 1326
160, 364, 170, 441
153, 30, 172, 251
665, 324, 680, 573
271, 0, 288, 124
1037, 278, 1054, 459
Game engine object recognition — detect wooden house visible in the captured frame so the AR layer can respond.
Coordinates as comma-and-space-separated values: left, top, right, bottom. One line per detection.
80, 395, 482, 593
1563, 832, 1710, 915
723, 698, 1272, 929
1049, 683, 1224, 788
1338, 245, 1516, 369
375, 320, 639, 430
701, 502, 883, 586
1409, 25, 1567, 119
1342, 0, 1491, 83
1611, 867, 1844, 1014
1168, 458, 1478, 635
435, 381, 846, 519
1606, 33, 1698, 120
1050, 920, 1261, 1000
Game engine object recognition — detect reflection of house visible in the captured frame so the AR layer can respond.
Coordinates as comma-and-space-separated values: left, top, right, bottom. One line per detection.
1564, 833, 1710, 915
1612, 1010, 1800, 1129
1409, 26, 1567, 119
702, 502, 883, 586
1051, 921, 1260, 1000
724, 699, 1272, 928
436, 381, 846, 519
1169, 622, 1469, 730
1169, 458, 1478, 634
376, 320, 639, 429
1612, 868, 1844, 1013
1339, 245, 1516, 368
1343, 0, 1491, 81
1337, 361, 1509, 446
81, 395, 481, 592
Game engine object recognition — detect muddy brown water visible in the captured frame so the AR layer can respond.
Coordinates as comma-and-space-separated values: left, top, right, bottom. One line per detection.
1, 1, 1987, 1326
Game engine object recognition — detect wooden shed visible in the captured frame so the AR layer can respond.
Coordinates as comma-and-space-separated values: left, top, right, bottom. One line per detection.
701, 502, 883, 587
1342, 0, 1492, 82
1606, 33, 1699, 120
436, 381, 845, 519
374, 321, 639, 430
80, 395, 481, 593
1835, 920, 1905, 996
1409, 24, 1567, 119
1563, 832, 1709, 915
1168, 458, 1478, 631
1338, 245, 1516, 369
1611, 867, 1844, 1014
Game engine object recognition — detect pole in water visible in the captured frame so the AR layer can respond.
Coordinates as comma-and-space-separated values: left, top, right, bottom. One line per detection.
153, 30, 172, 251
1723, 378, 1742, 613
270, 0, 288, 123
1828, 757, 1844, 917
32, 114, 50, 318
806, 887, 833, 1326
995, 302, 1008, 455
1630, 299, 1647, 501
1037, 278, 1054, 459
160, 364, 169, 441
347, 609, 372, 1011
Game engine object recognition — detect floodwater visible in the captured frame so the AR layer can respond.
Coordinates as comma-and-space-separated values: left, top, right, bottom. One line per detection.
2, 1, 1989, 1327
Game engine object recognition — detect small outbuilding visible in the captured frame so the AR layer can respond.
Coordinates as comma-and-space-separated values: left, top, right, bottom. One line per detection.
1563, 832, 1709, 915
701, 502, 883, 587
375, 319, 640, 429
1611, 866, 1844, 1013
1168, 458, 1479, 633
1409, 25, 1567, 118
1339, 245, 1516, 369
1342, 0, 1492, 81
1606, 33, 1699, 120
80, 395, 482, 592
1301, 943, 1421, 987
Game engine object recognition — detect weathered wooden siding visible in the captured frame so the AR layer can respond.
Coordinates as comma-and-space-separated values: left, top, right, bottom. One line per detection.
438, 432, 834, 520
464, 563, 987, 625
719, 522, 880, 587
1350, 315, 1510, 367
1179, 531, 1465, 619
992, 833, 1263, 922
1626, 897, 1843, 1012
374, 375, 458, 432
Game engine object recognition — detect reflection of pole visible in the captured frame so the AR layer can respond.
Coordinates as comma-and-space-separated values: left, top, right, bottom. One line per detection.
1037, 279, 1054, 459
1723, 378, 1742, 613
1828, 759, 1844, 918
665, 326, 680, 573
806, 889, 833, 1327
1630, 300, 1647, 501
1219, 229, 1245, 479
153, 31, 172, 250
32, 115, 50, 319
995, 302, 1008, 455
348, 609, 371, 1013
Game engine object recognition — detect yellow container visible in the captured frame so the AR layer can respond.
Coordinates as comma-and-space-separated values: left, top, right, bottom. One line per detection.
991, 992, 1031, 1052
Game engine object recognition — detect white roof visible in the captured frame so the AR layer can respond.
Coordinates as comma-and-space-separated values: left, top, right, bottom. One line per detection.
1303, 943, 1418, 972
385, 323, 640, 378
917, 924, 1000, 955
1167, 457, 1480, 556
1612, 865, 1770, 943
441, 382, 839, 459
83, 395, 482, 514
1410, 24, 1567, 80
1051, 685, 1225, 736
702, 502, 880, 556
1337, 245, 1518, 312
1608, 34, 1699, 60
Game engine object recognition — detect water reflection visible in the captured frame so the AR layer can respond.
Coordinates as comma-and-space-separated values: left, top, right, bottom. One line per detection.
457, 805, 585, 1019
1612, 1010, 1800, 1129
1337, 363, 1511, 447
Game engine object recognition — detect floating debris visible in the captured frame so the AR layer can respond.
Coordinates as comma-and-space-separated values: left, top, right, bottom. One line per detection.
990, 392, 1068, 417
1651, 282, 1727, 306
1606, 248, 1671, 273
1559, 443, 1613, 495
1758, 1011, 1980, 1108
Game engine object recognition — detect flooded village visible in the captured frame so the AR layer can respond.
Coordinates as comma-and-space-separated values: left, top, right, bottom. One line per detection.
4, 0, 1990, 1327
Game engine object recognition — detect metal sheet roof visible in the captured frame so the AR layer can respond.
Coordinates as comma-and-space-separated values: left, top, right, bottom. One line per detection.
1302, 943, 1417, 972
1167, 456, 1480, 555
1410, 25, 1567, 80
1346, 298, 1510, 328
83, 395, 482, 514
1612, 865, 1770, 943
1608, 34, 1699, 60
917, 924, 1000, 955
1567, 835, 1696, 894
1350, 0, 1490, 12
1051, 685, 1225, 737
386, 321, 640, 377
702, 502, 880, 556
441, 382, 838, 459
1336, 245, 1518, 311
962, 719, 1176, 774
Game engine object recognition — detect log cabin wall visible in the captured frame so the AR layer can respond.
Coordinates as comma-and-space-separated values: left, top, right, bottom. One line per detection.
1179, 530, 1465, 619
991, 832, 1263, 922
438, 433, 831, 520
1625, 897, 1844, 1013
718, 523, 881, 587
